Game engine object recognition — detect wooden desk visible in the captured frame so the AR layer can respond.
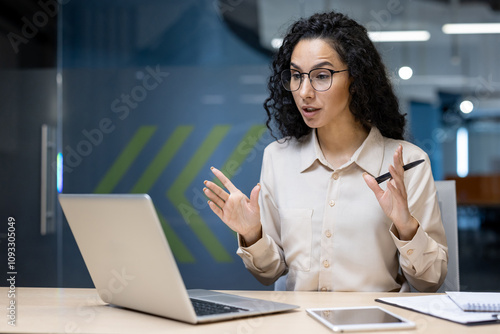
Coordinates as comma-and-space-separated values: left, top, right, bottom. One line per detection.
1, 287, 499, 333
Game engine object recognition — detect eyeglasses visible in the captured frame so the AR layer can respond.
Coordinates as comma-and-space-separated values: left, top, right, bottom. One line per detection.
281, 68, 348, 92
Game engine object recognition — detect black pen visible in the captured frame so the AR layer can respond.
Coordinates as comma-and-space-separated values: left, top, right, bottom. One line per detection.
375, 159, 425, 184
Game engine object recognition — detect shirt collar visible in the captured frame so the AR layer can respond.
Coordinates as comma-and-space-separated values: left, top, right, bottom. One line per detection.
299, 129, 327, 172
350, 127, 386, 177
300, 127, 386, 176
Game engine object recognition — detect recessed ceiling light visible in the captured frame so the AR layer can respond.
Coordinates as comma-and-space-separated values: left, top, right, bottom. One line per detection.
398, 66, 413, 80
460, 100, 474, 114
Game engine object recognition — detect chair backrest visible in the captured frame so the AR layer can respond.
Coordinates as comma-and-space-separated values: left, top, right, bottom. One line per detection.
435, 180, 460, 292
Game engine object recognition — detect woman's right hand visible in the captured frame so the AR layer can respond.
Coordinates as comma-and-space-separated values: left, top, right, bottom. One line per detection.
204, 167, 262, 246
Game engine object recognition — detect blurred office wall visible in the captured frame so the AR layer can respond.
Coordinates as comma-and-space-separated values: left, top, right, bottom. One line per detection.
1, 0, 499, 291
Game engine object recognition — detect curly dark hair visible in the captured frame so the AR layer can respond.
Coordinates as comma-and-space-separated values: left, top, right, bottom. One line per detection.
264, 11, 406, 141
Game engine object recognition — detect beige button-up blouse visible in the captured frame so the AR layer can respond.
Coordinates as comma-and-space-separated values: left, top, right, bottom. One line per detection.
237, 127, 448, 292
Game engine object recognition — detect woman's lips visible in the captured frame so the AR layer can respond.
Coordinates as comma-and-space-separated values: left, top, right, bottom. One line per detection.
301, 106, 320, 117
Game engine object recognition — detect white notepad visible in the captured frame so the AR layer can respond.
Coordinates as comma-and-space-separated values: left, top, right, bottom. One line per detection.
376, 295, 500, 325
446, 291, 500, 312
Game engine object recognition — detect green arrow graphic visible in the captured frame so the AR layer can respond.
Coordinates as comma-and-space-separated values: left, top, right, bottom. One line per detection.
157, 211, 195, 263
131, 126, 193, 193
93, 125, 195, 263
94, 126, 157, 193
130, 126, 195, 263
167, 125, 233, 263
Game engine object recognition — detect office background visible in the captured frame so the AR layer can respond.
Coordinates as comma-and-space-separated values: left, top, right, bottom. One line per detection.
0, 0, 499, 291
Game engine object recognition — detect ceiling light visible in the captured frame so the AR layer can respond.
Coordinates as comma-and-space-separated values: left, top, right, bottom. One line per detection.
368, 31, 430, 42
460, 100, 474, 114
271, 38, 283, 49
442, 23, 500, 34
398, 66, 413, 80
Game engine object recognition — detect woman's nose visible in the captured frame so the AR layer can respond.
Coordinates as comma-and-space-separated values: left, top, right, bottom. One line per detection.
298, 76, 315, 99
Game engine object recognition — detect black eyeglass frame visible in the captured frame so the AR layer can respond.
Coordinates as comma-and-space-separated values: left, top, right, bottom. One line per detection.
280, 68, 349, 92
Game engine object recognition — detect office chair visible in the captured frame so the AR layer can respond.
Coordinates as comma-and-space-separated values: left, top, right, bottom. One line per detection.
435, 180, 460, 292
406, 180, 460, 293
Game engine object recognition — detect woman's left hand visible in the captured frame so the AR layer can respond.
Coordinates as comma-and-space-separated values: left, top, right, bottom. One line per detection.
363, 144, 419, 240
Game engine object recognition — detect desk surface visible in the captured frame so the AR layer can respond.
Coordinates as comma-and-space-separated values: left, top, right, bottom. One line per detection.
1, 287, 499, 333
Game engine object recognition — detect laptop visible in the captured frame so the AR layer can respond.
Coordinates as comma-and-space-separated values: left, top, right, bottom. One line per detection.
58, 193, 298, 324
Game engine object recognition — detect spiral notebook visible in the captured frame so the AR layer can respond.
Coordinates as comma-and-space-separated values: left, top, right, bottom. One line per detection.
446, 292, 500, 312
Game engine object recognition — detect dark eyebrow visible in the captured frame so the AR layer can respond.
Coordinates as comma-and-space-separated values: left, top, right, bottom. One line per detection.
290, 61, 335, 71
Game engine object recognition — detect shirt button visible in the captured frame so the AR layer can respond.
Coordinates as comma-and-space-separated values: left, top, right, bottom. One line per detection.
325, 230, 332, 238
407, 249, 414, 256
323, 260, 330, 268
329, 200, 335, 207
332, 173, 339, 180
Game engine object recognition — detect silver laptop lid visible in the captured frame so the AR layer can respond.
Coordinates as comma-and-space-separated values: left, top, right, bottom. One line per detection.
59, 193, 198, 323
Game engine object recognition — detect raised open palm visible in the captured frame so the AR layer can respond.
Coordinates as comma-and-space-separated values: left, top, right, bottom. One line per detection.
204, 167, 262, 245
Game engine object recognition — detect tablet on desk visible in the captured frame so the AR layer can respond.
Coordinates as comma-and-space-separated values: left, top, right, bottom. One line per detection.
306, 306, 416, 332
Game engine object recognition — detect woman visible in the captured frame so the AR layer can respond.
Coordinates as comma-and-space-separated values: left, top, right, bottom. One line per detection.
204, 11, 447, 292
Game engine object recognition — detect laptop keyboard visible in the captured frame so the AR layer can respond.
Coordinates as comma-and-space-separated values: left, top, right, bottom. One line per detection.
190, 298, 249, 316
